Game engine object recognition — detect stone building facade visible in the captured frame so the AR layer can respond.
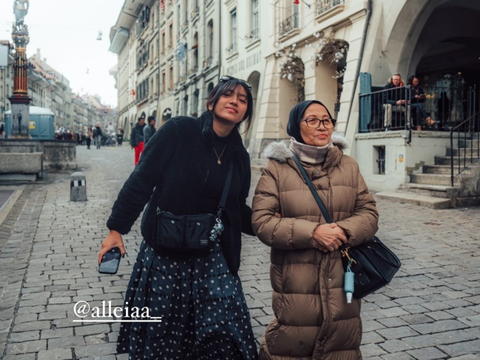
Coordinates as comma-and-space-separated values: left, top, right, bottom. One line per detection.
1, 44, 113, 135
109, 0, 480, 195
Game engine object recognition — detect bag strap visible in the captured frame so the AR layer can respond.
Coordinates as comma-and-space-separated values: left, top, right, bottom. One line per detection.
216, 162, 234, 218
156, 161, 234, 218
291, 152, 333, 223
291, 152, 351, 254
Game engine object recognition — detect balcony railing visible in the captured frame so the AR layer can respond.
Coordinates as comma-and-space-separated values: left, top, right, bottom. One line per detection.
191, 6, 200, 20
246, 28, 259, 41
203, 56, 213, 68
279, 13, 299, 37
316, 0, 345, 15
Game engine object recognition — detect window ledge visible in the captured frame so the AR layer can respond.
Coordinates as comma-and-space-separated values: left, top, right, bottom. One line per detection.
315, 5, 345, 23
136, 98, 148, 107
245, 38, 260, 51
226, 52, 239, 62
278, 29, 300, 42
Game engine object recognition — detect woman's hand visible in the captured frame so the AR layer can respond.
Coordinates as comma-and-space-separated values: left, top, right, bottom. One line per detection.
98, 230, 127, 264
313, 223, 348, 252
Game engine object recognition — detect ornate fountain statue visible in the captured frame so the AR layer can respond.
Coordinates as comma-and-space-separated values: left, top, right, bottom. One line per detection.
13, 0, 29, 30
9, 0, 31, 138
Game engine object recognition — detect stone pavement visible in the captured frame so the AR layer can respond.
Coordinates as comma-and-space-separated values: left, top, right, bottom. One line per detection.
0, 144, 479, 360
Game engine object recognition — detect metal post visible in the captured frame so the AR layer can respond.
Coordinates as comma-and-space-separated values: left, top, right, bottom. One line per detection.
1, 66, 5, 128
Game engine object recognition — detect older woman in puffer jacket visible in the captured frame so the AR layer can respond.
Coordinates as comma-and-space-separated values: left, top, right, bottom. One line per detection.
252, 100, 379, 360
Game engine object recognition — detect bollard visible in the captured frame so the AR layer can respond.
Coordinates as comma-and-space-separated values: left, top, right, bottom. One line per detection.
70, 172, 87, 201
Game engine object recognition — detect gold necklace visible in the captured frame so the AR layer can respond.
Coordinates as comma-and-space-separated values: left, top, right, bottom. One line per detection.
213, 144, 227, 165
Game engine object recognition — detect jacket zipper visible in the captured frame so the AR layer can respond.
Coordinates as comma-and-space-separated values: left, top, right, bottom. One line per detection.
315, 254, 334, 357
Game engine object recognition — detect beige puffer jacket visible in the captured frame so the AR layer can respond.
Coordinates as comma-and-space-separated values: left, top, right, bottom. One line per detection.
252, 139, 379, 360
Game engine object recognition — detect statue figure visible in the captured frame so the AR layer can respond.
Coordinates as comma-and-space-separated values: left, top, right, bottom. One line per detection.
13, 0, 29, 29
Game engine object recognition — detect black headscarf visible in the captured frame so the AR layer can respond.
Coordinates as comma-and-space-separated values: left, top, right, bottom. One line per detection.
287, 100, 333, 143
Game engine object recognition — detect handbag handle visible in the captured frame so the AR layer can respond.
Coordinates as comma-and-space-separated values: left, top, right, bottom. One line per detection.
291, 152, 333, 223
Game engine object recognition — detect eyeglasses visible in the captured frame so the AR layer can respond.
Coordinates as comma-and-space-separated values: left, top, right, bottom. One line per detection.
303, 117, 336, 129
219, 75, 252, 92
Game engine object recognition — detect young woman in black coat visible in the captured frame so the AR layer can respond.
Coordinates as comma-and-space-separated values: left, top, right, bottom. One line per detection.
98, 76, 258, 360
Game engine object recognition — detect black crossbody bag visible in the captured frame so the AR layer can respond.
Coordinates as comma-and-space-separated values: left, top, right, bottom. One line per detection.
291, 153, 401, 299
154, 162, 233, 254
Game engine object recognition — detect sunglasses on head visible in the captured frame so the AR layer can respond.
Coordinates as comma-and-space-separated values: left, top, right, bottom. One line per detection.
219, 75, 252, 92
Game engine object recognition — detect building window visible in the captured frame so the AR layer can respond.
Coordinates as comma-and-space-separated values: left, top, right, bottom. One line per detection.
137, 6, 150, 34
184, 42, 188, 78
230, 9, 237, 53
162, 71, 166, 94
183, 95, 188, 115
208, 19, 214, 61
316, 0, 345, 15
279, 2, 299, 37
192, 89, 199, 116
192, 32, 198, 72
183, 0, 188, 28
251, 0, 259, 40
161, 31, 166, 54
177, 4, 181, 34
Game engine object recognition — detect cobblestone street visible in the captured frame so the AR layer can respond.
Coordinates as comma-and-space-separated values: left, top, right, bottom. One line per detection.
0, 144, 479, 359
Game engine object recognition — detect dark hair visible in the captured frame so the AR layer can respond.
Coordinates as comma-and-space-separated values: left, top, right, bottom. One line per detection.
407, 75, 418, 85
206, 77, 254, 133
147, 116, 155, 122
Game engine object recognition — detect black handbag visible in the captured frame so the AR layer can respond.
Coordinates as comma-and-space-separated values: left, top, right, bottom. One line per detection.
291, 153, 401, 299
154, 162, 233, 254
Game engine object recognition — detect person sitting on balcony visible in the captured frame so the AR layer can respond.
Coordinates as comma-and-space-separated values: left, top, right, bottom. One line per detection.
382, 73, 409, 129
407, 75, 435, 129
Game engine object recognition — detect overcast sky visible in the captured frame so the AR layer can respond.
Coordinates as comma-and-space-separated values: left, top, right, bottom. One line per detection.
0, 0, 125, 107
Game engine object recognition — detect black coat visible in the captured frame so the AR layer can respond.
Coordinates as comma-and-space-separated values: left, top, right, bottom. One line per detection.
130, 123, 145, 147
107, 110, 254, 274
143, 124, 155, 144
383, 81, 407, 104
410, 85, 426, 104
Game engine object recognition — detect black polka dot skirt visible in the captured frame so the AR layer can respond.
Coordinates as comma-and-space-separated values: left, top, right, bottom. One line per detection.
116, 240, 258, 360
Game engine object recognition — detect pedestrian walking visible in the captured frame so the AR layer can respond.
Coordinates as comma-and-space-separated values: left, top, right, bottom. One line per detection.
86, 126, 93, 149
98, 76, 258, 360
251, 100, 379, 360
130, 116, 145, 165
143, 116, 156, 144
116, 128, 124, 146
94, 124, 103, 149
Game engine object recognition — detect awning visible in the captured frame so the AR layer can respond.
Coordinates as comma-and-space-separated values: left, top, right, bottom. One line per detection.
109, 28, 129, 54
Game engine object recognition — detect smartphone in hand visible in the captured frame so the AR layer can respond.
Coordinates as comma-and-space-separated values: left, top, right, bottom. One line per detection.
98, 247, 122, 274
